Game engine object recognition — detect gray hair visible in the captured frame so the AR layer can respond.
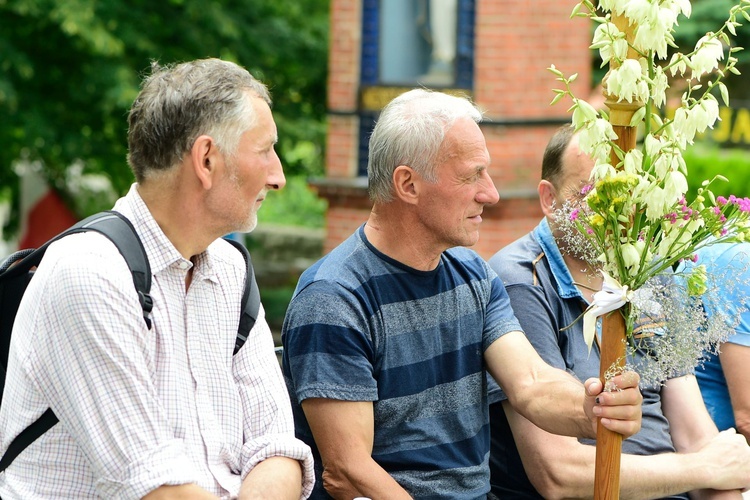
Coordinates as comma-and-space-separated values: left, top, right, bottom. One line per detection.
367, 89, 483, 203
127, 58, 271, 182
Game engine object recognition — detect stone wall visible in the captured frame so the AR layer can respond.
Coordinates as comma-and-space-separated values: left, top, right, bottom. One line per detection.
244, 225, 325, 288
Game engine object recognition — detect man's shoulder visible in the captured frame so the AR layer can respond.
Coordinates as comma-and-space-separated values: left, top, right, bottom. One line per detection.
292, 230, 375, 305
44, 231, 129, 274
206, 238, 247, 275
444, 246, 491, 273
487, 232, 542, 286
23, 231, 136, 315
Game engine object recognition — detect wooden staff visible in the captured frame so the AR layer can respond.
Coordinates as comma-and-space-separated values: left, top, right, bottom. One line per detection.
594, 13, 643, 500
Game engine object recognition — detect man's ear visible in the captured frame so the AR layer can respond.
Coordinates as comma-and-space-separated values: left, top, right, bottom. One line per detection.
191, 135, 221, 190
392, 165, 420, 205
538, 180, 558, 217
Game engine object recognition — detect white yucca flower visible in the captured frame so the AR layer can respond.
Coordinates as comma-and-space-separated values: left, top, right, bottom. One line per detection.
632, 7, 677, 59
651, 66, 669, 107
668, 52, 688, 77
607, 58, 648, 102
623, 0, 657, 26
670, 0, 692, 18
690, 35, 725, 78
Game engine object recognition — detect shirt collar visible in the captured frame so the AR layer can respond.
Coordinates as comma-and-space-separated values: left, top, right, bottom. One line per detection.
533, 218, 584, 301
113, 184, 217, 281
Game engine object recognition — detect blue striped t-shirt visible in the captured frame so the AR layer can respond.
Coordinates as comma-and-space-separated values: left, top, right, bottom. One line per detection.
282, 225, 521, 499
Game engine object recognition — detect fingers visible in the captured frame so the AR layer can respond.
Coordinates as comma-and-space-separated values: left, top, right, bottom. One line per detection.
584, 378, 602, 397
584, 371, 643, 438
609, 370, 640, 389
701, 428, 750, 491
584, 371, 640, 396
595, 392, 643, 437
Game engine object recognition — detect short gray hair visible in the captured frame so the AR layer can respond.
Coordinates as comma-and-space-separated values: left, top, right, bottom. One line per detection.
367, 89, 483, 203
127, 58, 271, 182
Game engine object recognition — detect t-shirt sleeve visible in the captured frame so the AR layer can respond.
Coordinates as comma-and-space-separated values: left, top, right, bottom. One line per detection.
283, 280, 379, 403
483, 271, 524, 352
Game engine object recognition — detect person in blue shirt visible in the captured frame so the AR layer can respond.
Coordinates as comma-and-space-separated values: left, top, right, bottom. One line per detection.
282, 90, 643, 499
693, 242, 750, 442
487, 125, 750, 499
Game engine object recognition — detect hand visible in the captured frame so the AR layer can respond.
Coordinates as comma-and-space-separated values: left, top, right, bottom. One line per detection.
583, 370, 642, 437
698, 429, 750, 492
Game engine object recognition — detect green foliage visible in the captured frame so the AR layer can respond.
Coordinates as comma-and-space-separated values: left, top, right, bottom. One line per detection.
590, 1, 750, 98
0, 0, 329, 236
673, 0, 750, 99
685, 143, 750, 200
260, 285, 296, 331
257, 176, 328, 228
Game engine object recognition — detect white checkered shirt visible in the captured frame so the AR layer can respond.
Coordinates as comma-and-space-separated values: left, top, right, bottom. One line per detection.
0, 185, 314, 499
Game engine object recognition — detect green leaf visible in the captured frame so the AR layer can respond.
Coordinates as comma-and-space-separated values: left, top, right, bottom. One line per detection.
629, 106, 647, 127
570, 2, 581, 18
719, 82, 730, 105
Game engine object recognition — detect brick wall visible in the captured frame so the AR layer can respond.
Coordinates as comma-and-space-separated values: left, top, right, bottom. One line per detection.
318, 0, 592, 260
474, 1, 591, 118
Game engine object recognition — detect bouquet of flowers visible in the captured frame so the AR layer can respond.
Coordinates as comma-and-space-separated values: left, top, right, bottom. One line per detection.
549, 0, 750, 383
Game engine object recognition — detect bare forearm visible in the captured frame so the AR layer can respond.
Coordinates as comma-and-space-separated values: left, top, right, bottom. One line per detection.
486, 334, 641, 440
142, 484, 218, 499
527, 445, 740, 500
511, 367, 594, 438
505, 401, 745, 500
322, 457, 412, 500
240, 457, 303, 500
619, 452, 721, 500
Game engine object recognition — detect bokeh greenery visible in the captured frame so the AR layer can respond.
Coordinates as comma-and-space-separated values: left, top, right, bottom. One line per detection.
0, 0, 330, 236
685, 142, 750, 200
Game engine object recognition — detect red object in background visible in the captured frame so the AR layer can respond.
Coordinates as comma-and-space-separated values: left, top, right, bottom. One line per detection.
18, 190, 78, 249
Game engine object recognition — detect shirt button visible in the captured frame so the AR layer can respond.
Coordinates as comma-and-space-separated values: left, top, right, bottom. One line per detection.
177, 261, 190, 270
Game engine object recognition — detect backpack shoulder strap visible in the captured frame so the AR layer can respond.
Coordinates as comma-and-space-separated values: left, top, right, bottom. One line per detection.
0, 409, 56, 472
0, 211, 152, 474
223, 238, 260, 355
72, 211, 153, 329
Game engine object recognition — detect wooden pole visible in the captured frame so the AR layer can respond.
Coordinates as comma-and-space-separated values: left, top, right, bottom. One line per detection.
593, 311, 628, 500
593, 13, 642, 500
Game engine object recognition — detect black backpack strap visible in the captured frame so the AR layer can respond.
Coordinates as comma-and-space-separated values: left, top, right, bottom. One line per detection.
0, 408, 57, 472
0, 211, 152, 474
224, 238, 260, 355
73, 211, 153, 329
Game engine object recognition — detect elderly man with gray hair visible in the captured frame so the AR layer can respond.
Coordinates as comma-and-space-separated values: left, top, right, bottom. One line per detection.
282, 89, 643, 499
0, 58, 313, 499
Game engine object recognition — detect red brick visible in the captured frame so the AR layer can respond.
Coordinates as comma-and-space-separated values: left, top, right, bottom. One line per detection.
320, 0, 591, 258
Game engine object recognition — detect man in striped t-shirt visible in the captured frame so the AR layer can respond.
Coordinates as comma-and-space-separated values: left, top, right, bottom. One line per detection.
282, 89, 642, 499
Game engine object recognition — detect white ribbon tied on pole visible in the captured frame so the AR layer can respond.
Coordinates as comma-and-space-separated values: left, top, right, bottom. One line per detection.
583, 271, 630, 353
